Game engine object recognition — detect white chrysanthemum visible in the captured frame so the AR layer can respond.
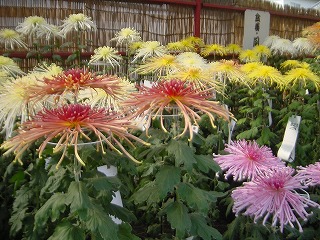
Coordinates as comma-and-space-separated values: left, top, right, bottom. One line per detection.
36, 24, 63, 40
31, 62, 63, 79
16, 16, 55, 37
175, 52, 207, 69
132, 41, 167, 62
0, 56, 24, 76
293, 37, 316, 56
270, 38, 296, 55
262, 35, 281, 48
59, 13, 96, 35
0, 28, 27, 50
0, 70, 11, 82
78, 77, 136, 110
110, 27, 141, 46
89, 46, 122, 67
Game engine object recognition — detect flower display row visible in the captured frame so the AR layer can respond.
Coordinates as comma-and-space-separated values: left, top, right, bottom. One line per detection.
0, 12, 319, 240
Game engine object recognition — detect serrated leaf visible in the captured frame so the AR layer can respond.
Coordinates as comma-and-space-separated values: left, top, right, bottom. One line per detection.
48, 221, 85, 240
195, 154, 221, 173
165, 201, 191, 238
9, 207, 27, 236
131, 181, 160, 205
66, 181, 92, 213
155, 165, 181, 199
52, 54, 62, 61
86, 205, 119, 240
118, 223, 140, 240
107, 203, 137, 223
236, 118, 248, 125
190, 213, 222, 240
167, 139, 196, 170
34, 193, 67, 228
87, 175, 120, 192
40, 167, 67, 197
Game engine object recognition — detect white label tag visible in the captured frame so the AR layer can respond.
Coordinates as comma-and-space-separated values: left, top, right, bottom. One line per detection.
277, 115, 301, 162
192, 125, 199, 133
267, 98, 272, 127
228, 119, 237, 144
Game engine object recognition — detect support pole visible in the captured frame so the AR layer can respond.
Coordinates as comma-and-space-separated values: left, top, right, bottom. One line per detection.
194, 0, 202, 37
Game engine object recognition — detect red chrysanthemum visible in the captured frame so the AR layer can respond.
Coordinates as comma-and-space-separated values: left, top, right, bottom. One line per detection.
123, 79, 230, 140
1, 104, 148, 167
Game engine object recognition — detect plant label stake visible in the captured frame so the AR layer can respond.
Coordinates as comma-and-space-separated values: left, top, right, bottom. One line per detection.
277, 115, 301, 162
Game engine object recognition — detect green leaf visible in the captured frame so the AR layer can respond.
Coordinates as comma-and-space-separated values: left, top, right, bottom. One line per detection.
107, 203, 137, 223
60, 42, 73, 48
66, 53, 77, 62
131, 181, 160, 205
52, 54, 62, 61
66, 181, 92, 213
48, 221, 85, 240
40, 167, 67, 197
190, 213, 222, 240
87, 175, 120, 192
86, 205, 119, 240
34, 193, 67, 228
118, 223, 140, 240
236, 127, 258, 140
155, 165, 181, 199
167, 139, 196, 170
165, 201, 191, 238
236, 118, 248, 125
9, 207, 27, 236
195, 154, 221, 173
26, 51, 36, 58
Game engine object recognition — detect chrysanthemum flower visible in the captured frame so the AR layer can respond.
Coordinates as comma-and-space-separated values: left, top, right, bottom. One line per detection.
270, 38, 296, 56
302, 22, 320, 47
0, 73, 47, 138
247, 65, 283, 87
29, 68, 127, 102
225, 44, 242, 56
59, 13, 96, 35
232, 167, 320, 232
31, 62, 63, 77
240, 62, 264, 73
293, 37, 316, 56
122, 79, 230, 140
0, 28, 27, 50
0, 70, 10, 82
239, 49, 260, 63
78, 77, 136, 110
16, 16, 54, 37
135, 54, 179, 76
110, 27, 141, 46
297, 162, 320, 186
89, 46, 122, 67
262, 35, 281, 48
128, 41, 143, 54
132, 41, 167, 62
200, 44, 226, 57
1, 104, 149, 166
284, 67, 320, 90
36, 23, 63, 40
252, 45, 271, 60
183, 36, 204, 48
167, 41, 186, 53
175, 52, 207, 69
213, 140, 285, 181
208, 60, 247, 85
280, 60, 308, 70
0, 56, 24, 76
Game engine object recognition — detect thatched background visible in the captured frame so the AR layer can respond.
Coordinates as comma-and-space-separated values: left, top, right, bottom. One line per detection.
0, 0, 319, 70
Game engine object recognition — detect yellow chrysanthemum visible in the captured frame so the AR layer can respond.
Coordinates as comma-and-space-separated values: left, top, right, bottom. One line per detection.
240, 62, 264, 74
239, 49, 260, 63
225, 44, 242, 55
280, 60, 309, 70
0, 56, 24, 76
284, 67, 320, 90
167, 67, 222, 91
167, 41, 185, 52
0, 28, 27, 50
200, 44, 226, 57
132, 41, 167, 62
135, 54, 179, 76
128, 41, 143, 54
183, 36, 204, 47
59, 13, 96, 35
247, 65, 283, 87
252, 45, 271, 59
111, 27, 141, 46
208, 60, 246, 85
89, 46, 122, 67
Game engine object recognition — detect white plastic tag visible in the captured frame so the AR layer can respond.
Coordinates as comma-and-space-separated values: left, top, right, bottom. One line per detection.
228, 119, 236, 144
277, 115, 301, 162
267, 98, 272, 127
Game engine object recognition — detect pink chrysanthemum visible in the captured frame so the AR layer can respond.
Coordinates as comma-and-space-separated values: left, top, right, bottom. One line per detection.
1, 104, 148, 167
123, 79, 230, 140
232, 167, 319, 232
30, 68, 125, 102
297, 162, 320, 186
213, 140, 285, 181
